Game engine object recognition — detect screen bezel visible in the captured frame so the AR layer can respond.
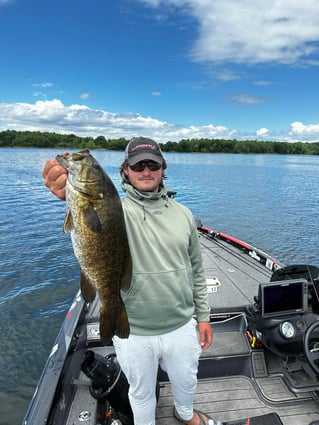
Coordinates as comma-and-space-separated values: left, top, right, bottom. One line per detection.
259, 278, 308, 318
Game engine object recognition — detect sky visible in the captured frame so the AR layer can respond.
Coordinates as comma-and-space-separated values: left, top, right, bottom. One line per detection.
1, 0, 319, 143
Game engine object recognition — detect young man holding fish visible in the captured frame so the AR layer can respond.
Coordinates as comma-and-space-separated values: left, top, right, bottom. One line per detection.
42, 137, 216, 425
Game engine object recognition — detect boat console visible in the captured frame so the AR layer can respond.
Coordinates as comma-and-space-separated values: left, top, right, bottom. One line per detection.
254, 278, 310, 356
248, 264, 319, 386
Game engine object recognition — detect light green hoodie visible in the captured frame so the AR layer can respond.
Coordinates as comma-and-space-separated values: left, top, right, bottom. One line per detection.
121, 182, 210, 335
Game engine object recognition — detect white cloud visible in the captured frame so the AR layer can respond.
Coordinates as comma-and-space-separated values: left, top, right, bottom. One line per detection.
256, 128, 269, 137
253, 81, 273, 86
1, 99, 318, 143
139, 0, 319, 65
79, 93, 92, 100
32, 91, 47, 98
289, 121, 319, 137
231, 94, 268, 105
211, 69, 242, 82
31, 82, 54, 88
0, 99, 237, 142
152, 91, 161, 96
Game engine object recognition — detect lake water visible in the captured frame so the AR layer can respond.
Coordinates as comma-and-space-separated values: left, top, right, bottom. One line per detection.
1, 148, 318, 425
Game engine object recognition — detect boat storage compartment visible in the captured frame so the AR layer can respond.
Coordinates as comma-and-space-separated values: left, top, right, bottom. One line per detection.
198, 312, 252, 379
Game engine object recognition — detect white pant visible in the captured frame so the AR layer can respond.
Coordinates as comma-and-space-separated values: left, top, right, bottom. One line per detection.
113, 318, 201, 425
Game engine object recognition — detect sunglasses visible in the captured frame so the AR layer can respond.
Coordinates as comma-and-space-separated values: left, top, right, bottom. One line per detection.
129, 161, 162, 172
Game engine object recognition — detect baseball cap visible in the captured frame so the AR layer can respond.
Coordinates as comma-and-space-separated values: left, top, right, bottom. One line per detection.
124, 137, 164, 166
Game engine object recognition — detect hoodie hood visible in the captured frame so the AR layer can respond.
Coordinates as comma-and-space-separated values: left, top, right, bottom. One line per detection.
121, 181, 170, 221
121, 181, 169, 204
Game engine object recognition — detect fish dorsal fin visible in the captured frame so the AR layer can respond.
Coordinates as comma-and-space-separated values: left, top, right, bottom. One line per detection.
81, 202, 102, 233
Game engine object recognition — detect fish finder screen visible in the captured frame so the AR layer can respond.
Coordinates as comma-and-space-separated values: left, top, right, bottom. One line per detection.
260, 279, 308, 318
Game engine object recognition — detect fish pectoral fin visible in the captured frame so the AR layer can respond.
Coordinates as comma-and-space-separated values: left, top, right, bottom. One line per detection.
80, 271, 97, 303
81, 202, 102, 233
63, 210, 74, 233
120, 251, 133, 291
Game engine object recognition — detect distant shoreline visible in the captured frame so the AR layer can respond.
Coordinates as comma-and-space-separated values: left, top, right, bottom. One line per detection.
0, 130, 318, 155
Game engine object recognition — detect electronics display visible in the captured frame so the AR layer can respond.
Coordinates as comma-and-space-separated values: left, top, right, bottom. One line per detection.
259, 278, 308, 318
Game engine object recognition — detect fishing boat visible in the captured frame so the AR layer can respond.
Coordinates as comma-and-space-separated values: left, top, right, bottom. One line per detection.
23, 224, 319, 425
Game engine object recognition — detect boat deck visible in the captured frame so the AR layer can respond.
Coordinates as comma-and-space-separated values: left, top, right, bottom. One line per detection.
23, 228, 319, 425
71, 232, 319, 425
156, 374, 319, 425
156, 315, 319, 425
70, 316, 319, 425
199, 231, 275, 312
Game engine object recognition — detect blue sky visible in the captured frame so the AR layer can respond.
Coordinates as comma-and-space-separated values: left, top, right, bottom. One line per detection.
1, 0, 319, 143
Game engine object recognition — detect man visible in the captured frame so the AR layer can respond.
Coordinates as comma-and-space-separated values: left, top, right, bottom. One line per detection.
42, 137, 216, 425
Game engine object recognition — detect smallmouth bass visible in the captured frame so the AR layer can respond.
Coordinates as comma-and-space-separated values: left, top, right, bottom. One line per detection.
56, 149, 131, 345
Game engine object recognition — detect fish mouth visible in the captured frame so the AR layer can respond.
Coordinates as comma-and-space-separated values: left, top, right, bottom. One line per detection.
70, 150, 90, 161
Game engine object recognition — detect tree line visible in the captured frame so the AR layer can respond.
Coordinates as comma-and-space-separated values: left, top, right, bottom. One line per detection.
1, 129, 319, 155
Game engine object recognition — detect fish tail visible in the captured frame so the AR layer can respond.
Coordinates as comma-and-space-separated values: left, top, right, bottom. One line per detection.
99, 300, 130, 345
